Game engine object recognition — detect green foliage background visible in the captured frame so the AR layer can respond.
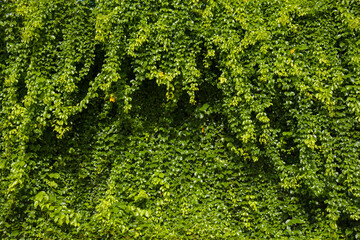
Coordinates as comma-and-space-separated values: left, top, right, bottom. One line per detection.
1, 0, 360, 238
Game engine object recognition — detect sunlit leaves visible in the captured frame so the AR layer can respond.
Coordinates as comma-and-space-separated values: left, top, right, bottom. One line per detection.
1, 0, 360, 239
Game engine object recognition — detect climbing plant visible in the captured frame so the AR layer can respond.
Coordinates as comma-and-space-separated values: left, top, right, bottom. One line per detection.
1, 0, 360, 239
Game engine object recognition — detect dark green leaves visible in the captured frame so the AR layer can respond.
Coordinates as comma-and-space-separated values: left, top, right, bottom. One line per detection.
1, 0, 360, 239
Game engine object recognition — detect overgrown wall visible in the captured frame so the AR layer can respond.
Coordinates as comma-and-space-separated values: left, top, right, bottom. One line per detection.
1, 0, 360, 238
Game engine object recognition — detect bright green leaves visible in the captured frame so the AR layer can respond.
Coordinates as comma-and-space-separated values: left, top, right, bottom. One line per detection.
134, 190, 149, 203
1, 0, 360, 239
34, 191, 49, 209
15, 0, 45, 43
34, 190, 81, 227
95, 13, 113, 43
127, 20, 151, 58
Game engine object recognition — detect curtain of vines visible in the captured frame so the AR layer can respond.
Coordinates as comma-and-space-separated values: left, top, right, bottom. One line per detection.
1, 0, 360, 239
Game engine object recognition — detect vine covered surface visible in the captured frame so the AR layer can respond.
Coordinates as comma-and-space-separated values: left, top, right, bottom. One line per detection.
1, 0, 360, 238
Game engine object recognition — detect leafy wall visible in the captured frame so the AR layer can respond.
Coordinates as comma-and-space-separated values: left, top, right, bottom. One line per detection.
1, 0, 360, 239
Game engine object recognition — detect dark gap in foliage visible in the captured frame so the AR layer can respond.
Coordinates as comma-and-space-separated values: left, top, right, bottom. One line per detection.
338, 212, 360, 239
172, 91, 196, 128
122, 55, 137, 86
16, 71, 28, 102
131, 79, 167, 125
40, 129, 66, 166
196, 82, 223, 107
299, 195, 327, 224
78, 44, 105, 101
90, 44, 106, 80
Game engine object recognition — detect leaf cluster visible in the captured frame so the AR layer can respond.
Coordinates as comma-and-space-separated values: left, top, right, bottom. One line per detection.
1, 0, 360, 239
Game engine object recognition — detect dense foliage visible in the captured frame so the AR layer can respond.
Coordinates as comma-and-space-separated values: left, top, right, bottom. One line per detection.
1, 0, 360, 238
